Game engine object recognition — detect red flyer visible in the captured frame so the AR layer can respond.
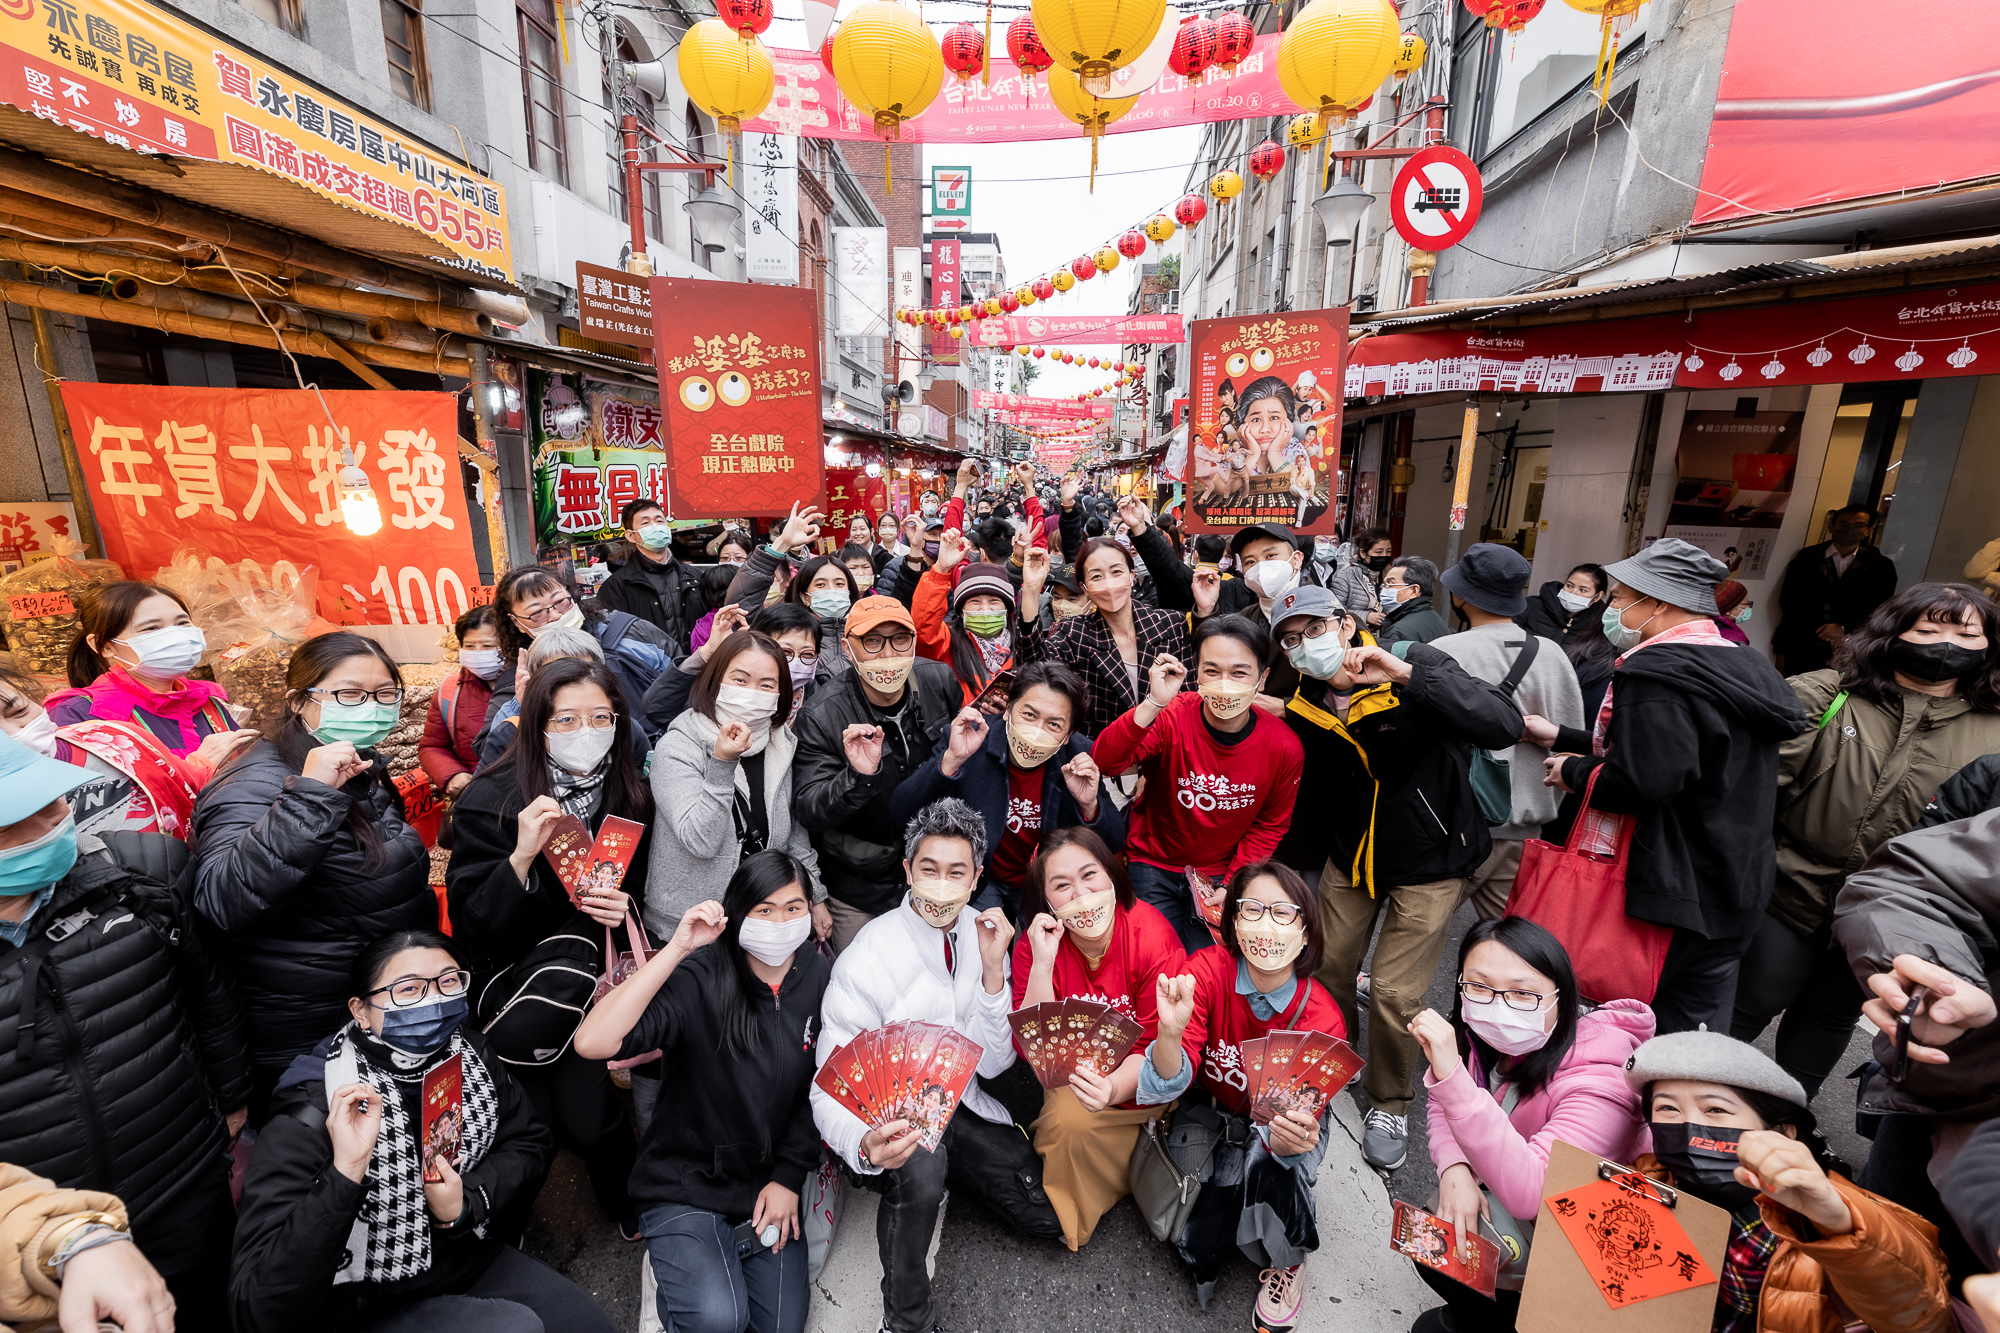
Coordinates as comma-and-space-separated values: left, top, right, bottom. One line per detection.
420, 1054, 464, 1184
1391, 1200, 1499, 1299
582, 816, 645, 898
539, 815, 593, 903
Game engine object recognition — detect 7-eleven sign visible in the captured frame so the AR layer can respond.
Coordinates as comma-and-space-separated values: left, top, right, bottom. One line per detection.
932, 166, 971, 219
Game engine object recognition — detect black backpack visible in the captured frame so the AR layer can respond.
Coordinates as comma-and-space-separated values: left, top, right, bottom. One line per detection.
471, 926, 604, 1066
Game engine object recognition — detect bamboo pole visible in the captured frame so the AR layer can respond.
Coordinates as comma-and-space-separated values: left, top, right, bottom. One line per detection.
16, 263, 101, 558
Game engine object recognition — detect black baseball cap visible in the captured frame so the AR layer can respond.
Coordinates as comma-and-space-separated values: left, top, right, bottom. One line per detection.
1227, 523, 1297, 558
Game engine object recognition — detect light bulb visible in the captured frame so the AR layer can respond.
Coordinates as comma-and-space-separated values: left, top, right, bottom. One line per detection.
338, 451, 383, 535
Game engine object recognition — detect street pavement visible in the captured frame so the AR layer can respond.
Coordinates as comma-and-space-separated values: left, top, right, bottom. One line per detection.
527, 900, 1881, 1332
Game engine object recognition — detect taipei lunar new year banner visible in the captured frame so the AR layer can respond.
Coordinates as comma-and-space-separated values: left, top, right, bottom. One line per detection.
61, 384, 480, 625
529, 371, 667, 546
1183, 310, 1347, 535
650, 277, 824, 517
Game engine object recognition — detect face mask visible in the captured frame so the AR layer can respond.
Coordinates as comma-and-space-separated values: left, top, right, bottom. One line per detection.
635, 524, 672, 552
810, 588, 852, 619
1200, 679, 1259, 720
1365, 553, 1393, 572
1648, 1121, 1759, 1210
1250, 559, 1297, 599
13, 709, 59, 757
116, 624, 206, 677
920, 497, 940, 518
855, 654, 914, 694
378, 996, 468, 1057
1891, 638, 1985, 683
530, 605, 587, 637
546, 723, 616, 774
1379, 583, 1406, 611
738, 915, 812, 967
1055, 887, 1117, 939
787, 656, 817, 691
1732, 605, 1753, 625
1236, 916, 1305, 971
1052, 599, 1091, 622
964, 611, 1008, 638
0, 814, 78, 895
1005, 715, 1064, 768
460, 648, 504, 681
1556, 588, 1594, 614
1287, 631, 1345, 681
1313, 541, 1337, 564
909, 876, 970, 928
1602, 602, 1658, 652
716, 683, 780, 728
312, 699, 399, 749
1461, 992, 1556, 1056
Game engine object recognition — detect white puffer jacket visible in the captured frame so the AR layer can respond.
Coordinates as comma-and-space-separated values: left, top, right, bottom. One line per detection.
812, 897, 1018, 1174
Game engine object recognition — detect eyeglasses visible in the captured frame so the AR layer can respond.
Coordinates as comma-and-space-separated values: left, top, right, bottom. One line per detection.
1276, 618, 1341, 652
548, 710, 619, 733
366, 969, 471, 1008
512, 593, 575, 627
855, 630, 917, 655
782, 649, 819, 666
1236, 900, 1303, 926
309, 685, 406, 707
1458, 979, 1554, 1011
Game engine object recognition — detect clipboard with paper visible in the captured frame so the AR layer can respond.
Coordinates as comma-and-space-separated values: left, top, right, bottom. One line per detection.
1516, 1140, 1732, 1333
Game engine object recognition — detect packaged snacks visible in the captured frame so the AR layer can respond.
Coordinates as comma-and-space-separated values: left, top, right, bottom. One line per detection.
0, 537, 123, 678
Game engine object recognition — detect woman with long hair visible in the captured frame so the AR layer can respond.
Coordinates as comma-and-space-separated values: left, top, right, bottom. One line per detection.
446, 655, 652, 1231
1731, 581, 2000, 1098
1018, 536, 1191, 737
191, 631, 432, 1114
231, 929, 615, 1333
574, 851, 832, 1333
1403, 917, 1654, 1331
782, 554, 857, 678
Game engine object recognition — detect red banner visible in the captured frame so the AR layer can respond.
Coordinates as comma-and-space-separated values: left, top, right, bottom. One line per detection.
1185, 310, 1346, 536
746, 34, 1302, 144
1696, 0, 2000, 224
1345, 320, 1686, 397
821, 468, 890, 548
930, 239, 961, 364
967, 314, 1182, 348
973, 392, 1111, 417
60, 385, 479, 626
650, 277, 824, 517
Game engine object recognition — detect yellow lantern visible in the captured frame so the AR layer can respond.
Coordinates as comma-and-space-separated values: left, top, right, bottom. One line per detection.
1287, 113, 1324, 150
1093, 244, 1121, 272
1052, 269, 1076, 291
1276, 0, 1400, 131
948, 325, 964, 339
1029, 0, 1166, 95
1210, 169, 1243, 200
677, 18, 776, 180
1561, 0, 1646, 100
1044, 64, 1140, 189
1016, 284, 1037, 306
828, 1, 944, 189
985, 296, 1003, 314
1143, 214, 1176, 243
1392, 31, 1426, 81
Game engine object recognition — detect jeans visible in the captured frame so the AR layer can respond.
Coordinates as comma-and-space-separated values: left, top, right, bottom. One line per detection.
1728, 912, 1866, 1098
1128, 859, 1215, 954
871, 1109, 1062, 1332
641, 1202, 809, 1333
970, 876, 1022, 924
1651, 927, 1757, 1035
352, 1246, 618, 1333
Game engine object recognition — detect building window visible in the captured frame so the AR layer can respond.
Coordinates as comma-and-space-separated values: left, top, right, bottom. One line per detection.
603, 34, 661, 240
518, 0, 568, 186
686, 106, 712, 268
381, 0, 430, 109
237, 0, 304, 36
1451, 7, 1642, 158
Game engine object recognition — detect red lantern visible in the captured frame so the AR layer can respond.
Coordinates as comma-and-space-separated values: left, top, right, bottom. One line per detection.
1031, 277, 1055, 301
1032, 346, 1046, 358
1174, 193, 1208, 229
717, 0, 772, 40
1464, 0, 1545, 31
1087, 356, 1100, 368
1168, 13, 1218, 81
1000, 344, 1015, 353
1249, 139, 1284, 180
999, 291, 1019, 312
820, 26, 838, 71
1212, 10, 1254, 71
1070, 255, 1097, 281
941, 22, 985, 83
1007, 14, 1053, 81
1117, 229, 1147, 259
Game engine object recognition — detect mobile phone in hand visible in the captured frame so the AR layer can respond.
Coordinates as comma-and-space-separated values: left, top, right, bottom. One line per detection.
968, 668, 1017, 716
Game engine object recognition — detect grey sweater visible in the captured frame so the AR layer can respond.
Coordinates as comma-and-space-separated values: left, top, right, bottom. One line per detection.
1432, 622, 1586, 836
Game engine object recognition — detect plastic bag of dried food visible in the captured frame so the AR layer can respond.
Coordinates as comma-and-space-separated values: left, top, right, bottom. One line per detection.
153, 544, 241, 655
204, 560, 320, 723
0, 536, 124, 680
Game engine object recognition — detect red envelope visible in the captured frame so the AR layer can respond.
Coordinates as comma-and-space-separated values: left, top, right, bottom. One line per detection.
1391, 1200, 1500, 1299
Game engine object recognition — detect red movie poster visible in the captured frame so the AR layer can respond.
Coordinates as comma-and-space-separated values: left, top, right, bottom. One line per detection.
650, 278, 825, 517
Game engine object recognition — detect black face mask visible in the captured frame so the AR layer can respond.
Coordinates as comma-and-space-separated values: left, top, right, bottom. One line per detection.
1365, 554, 1393, 572
1890, 638, 1985, 683
1649, 1121, 1758, 1211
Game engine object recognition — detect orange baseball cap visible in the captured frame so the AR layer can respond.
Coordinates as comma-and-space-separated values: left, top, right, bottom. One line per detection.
845, 594, 916, 637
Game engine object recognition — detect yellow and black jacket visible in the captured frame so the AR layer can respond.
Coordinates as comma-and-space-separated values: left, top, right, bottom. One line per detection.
1275, 641, 1524, 892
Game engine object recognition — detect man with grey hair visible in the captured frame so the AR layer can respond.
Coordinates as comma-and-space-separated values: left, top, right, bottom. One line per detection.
811, 797, 1062, 1332
1376, 556, 1452, 651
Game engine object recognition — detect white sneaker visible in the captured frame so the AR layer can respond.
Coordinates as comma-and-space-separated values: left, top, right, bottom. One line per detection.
1254, 1261, 1305, 1333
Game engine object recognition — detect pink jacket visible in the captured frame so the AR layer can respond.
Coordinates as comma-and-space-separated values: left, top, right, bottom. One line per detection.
45, 667, 235, 758
1424, 998, 1656, 1222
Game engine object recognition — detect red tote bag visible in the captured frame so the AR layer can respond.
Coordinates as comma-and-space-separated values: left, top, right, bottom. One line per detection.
1507, 764, 1672, 1005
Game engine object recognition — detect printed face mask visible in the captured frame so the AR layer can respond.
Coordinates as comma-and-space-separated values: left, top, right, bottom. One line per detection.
117, 624, 206, 677
1005, 715, 1064, 768
1199, 679, 1259, 720
1461, 993, 1556, 1056
855, 655, 914, 694
312, 699, 399, 749
1236, 916, 1305, 971
909, 876, 970, 928
1648, 1121, 1758, 1210
1556, 588, 1594, 614
459, 648, 504, 681
546, 723, 616, 774
715, 684, 780, 729
1054, 887, 1116, 940
738, 915, 812, 967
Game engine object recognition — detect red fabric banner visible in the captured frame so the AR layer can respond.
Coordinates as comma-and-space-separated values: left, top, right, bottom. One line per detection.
973, 392, 1111, 417
930, 239, 961, 364
59, 384, 480, 626
1345, 320, 1686, 397
822, 468, 890, 539
746, 34, 1302, 144
650, 277, 825, 517
967, 314, 1183, 348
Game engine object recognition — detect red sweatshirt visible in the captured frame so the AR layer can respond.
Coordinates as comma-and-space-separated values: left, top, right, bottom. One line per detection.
1090, 691, 1304, 880
1170, 944, 1346, 1115
1010, 900, 1187, 1044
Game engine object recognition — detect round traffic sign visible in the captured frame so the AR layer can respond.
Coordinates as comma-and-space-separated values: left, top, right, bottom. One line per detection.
1390, 145, 1483, 251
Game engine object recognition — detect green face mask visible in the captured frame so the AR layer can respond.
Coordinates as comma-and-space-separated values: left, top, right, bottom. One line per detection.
311, 699, 399, 749
964, 611, 1008, 638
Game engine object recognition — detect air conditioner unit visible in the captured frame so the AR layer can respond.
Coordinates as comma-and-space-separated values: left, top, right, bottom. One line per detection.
1162, 291, 1180, 313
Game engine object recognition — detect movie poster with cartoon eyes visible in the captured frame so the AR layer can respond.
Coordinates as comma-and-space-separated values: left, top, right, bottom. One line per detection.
1182, 309, 1349, 535
650, 278, 826, 517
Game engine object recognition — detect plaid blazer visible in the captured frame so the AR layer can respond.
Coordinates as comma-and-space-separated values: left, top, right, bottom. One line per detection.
1020, 604, 1192, 738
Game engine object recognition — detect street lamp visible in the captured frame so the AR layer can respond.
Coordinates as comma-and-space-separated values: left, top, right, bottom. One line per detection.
683, 183, 740, 253
1311, 174, 1374, 247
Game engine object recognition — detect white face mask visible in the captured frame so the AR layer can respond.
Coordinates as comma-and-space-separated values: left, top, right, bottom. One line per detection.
1379, 583, 1406, 610
530, 605, 587, 637
738, 915, 812, 967
1556, 588, 1594, 614
13, 708, 58, 756
716, 683, 780, 728
1462, 993, 1556, 1057
545, 723, 616, 774
116, 624, 206, 677
460, 648, 504, 680
909, 876, 971, 929
1054, 887, 1116, 940
1249, 559, 1297, 599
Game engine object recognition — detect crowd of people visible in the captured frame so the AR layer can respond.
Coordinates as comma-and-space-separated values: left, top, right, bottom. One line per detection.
2, 455, 1999, 1333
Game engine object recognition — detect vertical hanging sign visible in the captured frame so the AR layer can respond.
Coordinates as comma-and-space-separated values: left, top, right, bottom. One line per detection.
832, 226, 889, 337
930, 238, 961, 366
745, 132, 799, 284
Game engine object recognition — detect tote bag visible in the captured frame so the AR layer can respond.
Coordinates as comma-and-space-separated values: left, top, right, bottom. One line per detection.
1507, 764, 1671, 1005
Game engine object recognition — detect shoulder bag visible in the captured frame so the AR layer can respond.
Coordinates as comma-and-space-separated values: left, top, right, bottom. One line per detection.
1129, 1099, 1233, 1245
1469, 636, 1540, 826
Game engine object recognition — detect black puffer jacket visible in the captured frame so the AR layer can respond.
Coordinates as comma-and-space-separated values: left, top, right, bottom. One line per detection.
192, 740, 433, 1076
1518, 581, 1602, 646
596, 548, 704, 655
0, 850, 251, 1225
1918, 752, 2000, 829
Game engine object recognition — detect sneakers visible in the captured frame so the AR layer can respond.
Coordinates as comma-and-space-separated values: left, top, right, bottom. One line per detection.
1254, 1262, 1305, 1333
1362, 1108, 1408, 1171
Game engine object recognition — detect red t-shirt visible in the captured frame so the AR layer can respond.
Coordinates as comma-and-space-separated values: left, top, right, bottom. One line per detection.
1090, 691, 1305, 879
1169, 943, 1346, 1116
987, 762, 1044, 886
1010, 900, 1187, 1047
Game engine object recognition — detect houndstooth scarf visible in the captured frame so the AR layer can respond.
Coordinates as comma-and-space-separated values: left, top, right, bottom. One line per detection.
326, 1025, 501, 1286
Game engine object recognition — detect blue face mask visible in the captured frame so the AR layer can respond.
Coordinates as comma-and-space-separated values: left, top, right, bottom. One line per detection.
379, 995, 469, 1056
810, 588, 852, 620
0, 814, 79, 895
1603, 602, 1657, 652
